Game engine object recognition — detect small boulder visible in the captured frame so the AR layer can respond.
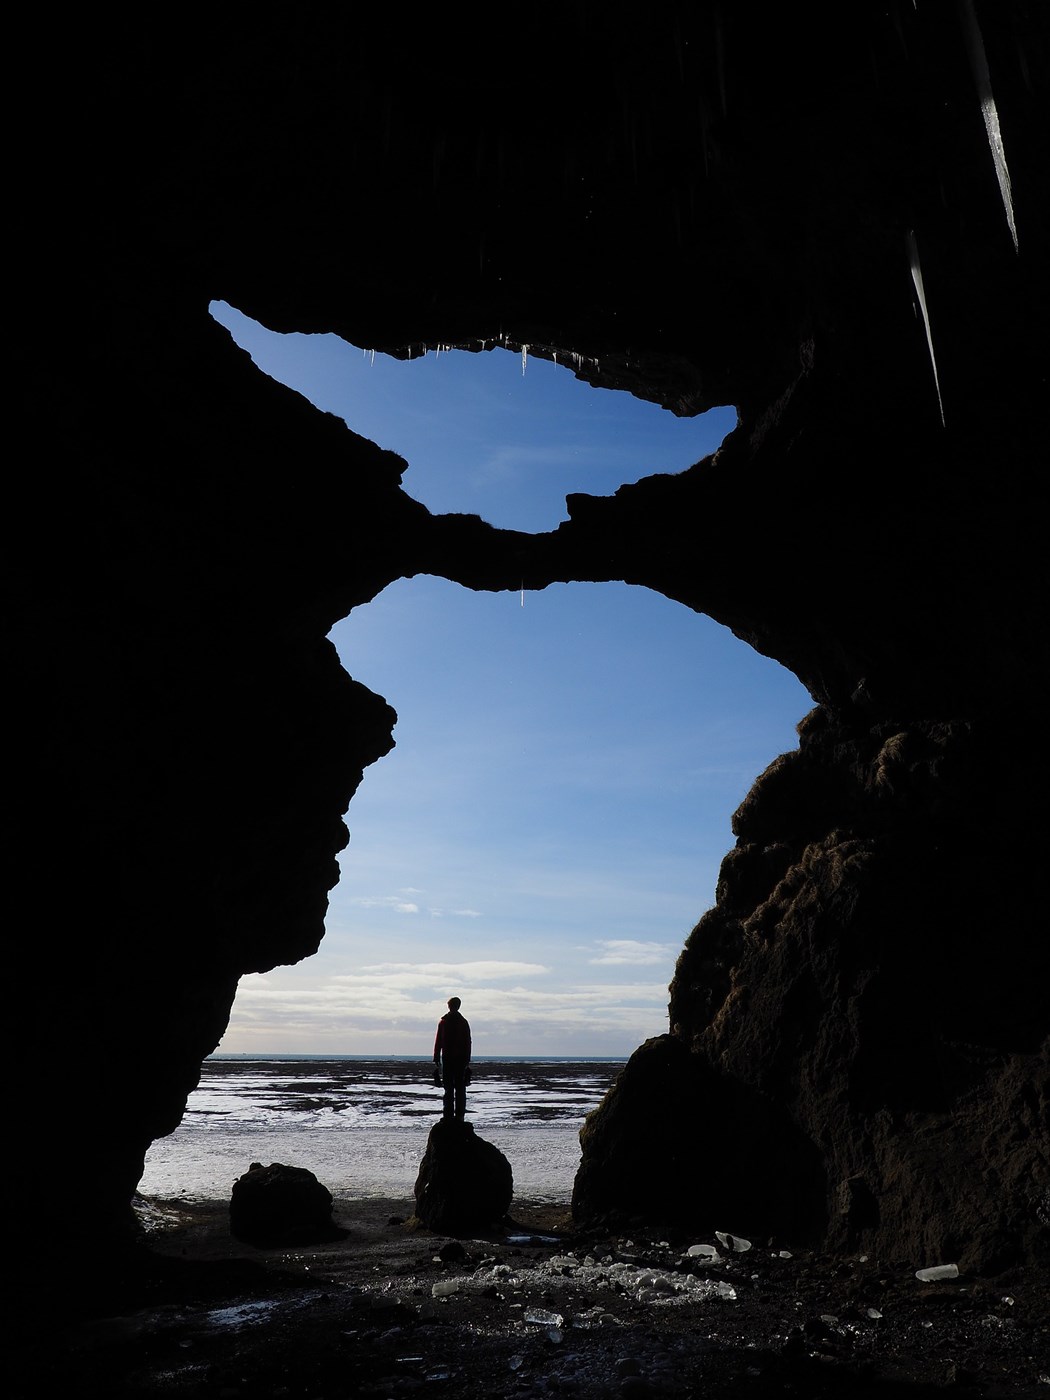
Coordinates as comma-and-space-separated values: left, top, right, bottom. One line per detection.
229, 1161, 342, 1245
414, 1121, 512, 1234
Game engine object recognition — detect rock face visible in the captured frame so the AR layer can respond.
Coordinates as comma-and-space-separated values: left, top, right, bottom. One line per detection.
230, 1162, 341, 1247
13, 3, 1048, 1282
574, 708, 1049, 1270
414, 1122, 514, 1235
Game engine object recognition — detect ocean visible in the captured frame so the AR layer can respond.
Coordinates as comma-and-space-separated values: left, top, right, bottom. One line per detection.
139, 1057, 624, 1206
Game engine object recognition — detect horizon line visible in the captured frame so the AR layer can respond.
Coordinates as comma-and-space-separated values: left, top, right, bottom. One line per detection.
208, 1051, 629, 1061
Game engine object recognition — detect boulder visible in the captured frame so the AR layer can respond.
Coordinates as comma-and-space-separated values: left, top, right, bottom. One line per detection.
229, 1161, 342, 1245
414, 1121, 513, 1235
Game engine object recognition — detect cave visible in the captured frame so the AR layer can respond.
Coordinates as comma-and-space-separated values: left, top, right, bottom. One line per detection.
15, 0, 1047, 1323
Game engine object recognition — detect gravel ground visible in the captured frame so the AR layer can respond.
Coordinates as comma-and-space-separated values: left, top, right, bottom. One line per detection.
25, 1195, 1049, 1398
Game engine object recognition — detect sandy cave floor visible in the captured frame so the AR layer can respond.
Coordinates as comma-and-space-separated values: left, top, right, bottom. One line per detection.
22, 1195, 1049, 1398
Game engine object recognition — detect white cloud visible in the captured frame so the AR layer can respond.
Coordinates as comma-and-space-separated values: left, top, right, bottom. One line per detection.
221, 961, 670, 1053
588, 939, 677, 966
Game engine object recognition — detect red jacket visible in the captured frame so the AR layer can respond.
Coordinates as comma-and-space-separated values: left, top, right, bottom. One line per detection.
434, 1010, 471, 1063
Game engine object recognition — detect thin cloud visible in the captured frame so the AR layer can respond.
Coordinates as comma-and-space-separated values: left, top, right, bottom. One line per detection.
349, 895, 420, 914
347, 892, 482, 920
588, 940, 677, 966
351, 960, 549, 981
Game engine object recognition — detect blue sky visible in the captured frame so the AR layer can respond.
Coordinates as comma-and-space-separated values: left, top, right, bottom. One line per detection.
212, 303, 811, 1056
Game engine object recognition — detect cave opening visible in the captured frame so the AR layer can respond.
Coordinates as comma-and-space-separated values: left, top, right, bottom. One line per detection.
208, 302, 811, 1060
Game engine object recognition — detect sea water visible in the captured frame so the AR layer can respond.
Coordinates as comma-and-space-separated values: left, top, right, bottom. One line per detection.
139, 1057, 623, 1204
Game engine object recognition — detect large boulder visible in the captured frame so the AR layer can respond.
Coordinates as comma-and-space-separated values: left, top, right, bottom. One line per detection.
229, 1161, 342, 1246
572, 1036, 827, 1245
414, 1122, 513, 1235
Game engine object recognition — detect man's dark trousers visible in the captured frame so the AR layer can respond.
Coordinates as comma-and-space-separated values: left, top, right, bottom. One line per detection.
442, 1060, 468, 1121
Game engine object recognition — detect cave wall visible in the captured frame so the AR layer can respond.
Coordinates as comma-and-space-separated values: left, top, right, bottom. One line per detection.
14, 3, 1048, 1271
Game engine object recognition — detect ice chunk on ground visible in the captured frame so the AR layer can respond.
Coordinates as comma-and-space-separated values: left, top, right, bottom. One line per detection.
686, 1243, 719, 1260
525, 1308, 565, 1327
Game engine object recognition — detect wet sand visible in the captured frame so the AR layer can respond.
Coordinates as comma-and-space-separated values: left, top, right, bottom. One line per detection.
29, 1193, 1048, 1397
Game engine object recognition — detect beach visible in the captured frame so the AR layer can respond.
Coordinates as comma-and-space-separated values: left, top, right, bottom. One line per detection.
138, 1057, 620, 1205
30, 1058, 1047, 1395
35, 1188, 1047, 1398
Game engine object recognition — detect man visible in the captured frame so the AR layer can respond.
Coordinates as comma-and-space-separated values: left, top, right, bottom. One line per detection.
433, 996, 471, 1122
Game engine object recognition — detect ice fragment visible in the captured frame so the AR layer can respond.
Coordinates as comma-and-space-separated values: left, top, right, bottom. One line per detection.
686, 1243, 719, 1259
525, 1308, 565, 1327
915, 1264, 959, 1282
715, 1231, 752, 1253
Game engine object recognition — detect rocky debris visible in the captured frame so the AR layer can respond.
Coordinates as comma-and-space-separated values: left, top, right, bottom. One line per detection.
229, 1161, 344, 1246
413, 1120, 513, 1234
49, 1200, 1050, 1398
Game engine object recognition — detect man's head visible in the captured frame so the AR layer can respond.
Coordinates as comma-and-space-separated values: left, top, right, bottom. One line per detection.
447, 996, 461, 1011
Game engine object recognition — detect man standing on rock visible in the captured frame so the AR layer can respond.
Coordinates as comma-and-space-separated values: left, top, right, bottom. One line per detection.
433, 996, 471, 1122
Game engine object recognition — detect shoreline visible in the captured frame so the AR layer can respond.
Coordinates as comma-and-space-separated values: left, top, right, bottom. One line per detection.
35, 1193, 1048, 1398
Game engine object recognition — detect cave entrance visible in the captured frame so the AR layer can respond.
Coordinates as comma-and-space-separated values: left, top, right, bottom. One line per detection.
210, 303, 810, 1058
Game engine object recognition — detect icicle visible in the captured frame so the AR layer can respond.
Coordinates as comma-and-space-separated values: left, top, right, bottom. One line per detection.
521, 344, 529, 376
959, 0, 1018, 252
907, 230, 946, 429
370, 349, 376, 366
714, 12, 727, 119
520, 580, 525, 608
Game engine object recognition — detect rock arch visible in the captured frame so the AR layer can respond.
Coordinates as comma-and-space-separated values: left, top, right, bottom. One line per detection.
15, 2, 1047, 1280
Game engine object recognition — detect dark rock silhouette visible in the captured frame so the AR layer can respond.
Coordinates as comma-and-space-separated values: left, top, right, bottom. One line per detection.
229, 1162, 343, 1246
12, 1, 1049, 1295
414, 1121, 513, 1235
572, 1036, 828, 1246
